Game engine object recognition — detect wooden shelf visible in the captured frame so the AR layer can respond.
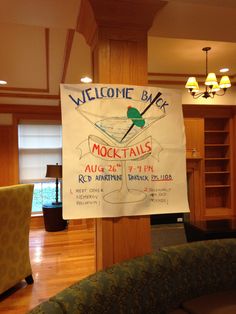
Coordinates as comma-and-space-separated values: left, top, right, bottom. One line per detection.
204, 125, 229, 146
205, 130, 228, 133
205, 171, 230, 174
205, 207, 231, 211
205, 207, 233, 219
205, 144, 229, 147
205, 158, 229, 161
205, 185, 230, 188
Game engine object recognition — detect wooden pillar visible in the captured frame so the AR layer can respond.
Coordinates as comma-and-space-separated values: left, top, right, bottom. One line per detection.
0, 122, 19, 186
78, 0, 166, 270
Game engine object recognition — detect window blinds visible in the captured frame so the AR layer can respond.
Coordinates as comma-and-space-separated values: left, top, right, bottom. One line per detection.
18, 124, 62, 182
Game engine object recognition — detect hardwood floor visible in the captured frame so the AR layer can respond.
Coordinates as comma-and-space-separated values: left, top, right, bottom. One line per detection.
0, 217, 187, 313
0, 219, 96, 314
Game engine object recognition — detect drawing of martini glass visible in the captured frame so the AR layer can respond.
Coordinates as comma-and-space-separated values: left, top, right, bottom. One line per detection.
77, 92, 166, 204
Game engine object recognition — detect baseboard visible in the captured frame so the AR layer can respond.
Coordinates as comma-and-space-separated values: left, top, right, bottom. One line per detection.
30, 216, 95, 230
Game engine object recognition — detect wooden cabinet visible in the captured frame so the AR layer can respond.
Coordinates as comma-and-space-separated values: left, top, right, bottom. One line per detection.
204, 117, 233, 218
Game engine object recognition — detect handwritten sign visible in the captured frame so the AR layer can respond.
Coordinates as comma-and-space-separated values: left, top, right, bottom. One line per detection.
60, 84, 189, 218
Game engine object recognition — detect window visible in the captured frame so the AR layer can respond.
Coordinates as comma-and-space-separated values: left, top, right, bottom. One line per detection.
18, 124, 62, 213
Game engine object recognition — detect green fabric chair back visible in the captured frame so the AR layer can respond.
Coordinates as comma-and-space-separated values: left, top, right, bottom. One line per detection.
0, 184, 34, 294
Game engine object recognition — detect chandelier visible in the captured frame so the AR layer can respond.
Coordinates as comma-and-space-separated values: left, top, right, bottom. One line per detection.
185, 47, 231, 99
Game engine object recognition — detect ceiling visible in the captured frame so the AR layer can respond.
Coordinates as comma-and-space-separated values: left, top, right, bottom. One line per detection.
1, 0, 236, 107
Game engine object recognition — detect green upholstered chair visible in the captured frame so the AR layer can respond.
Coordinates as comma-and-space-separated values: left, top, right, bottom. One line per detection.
0, 184, 34, 294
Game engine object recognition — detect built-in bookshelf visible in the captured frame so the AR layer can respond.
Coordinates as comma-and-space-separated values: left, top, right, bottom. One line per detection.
204, 117, 232, 218
183, 105, 236, 222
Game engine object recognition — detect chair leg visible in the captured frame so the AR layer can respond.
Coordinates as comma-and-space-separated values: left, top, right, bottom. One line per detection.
25, 274, 34, 285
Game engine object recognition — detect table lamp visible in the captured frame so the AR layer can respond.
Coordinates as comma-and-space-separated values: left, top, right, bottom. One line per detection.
46, 163, 62, 205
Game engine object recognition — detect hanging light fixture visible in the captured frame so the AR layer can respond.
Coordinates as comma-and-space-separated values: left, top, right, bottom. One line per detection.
185, 47, 231, 99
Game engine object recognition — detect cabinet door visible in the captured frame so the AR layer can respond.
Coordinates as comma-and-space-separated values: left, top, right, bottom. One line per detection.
184, 118, 204, 158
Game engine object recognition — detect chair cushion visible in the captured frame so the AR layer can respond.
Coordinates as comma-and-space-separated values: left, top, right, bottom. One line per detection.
182, 290, 236, 314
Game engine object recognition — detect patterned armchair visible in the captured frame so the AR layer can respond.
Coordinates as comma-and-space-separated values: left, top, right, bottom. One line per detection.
0, 184, 34, 294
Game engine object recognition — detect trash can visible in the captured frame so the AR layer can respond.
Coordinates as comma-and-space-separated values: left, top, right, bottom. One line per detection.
42, 203, 67, 232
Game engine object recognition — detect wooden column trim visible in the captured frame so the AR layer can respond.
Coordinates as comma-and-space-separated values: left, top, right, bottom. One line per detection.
187, 158, 204, 222
77, 0, 166, 46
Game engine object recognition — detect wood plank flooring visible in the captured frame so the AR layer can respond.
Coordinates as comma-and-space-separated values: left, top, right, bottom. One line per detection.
0, 220, 96, 314
0, 218, 185, 313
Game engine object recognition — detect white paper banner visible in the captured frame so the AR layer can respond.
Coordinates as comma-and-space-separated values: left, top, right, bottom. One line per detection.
60, 84, 189, 218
